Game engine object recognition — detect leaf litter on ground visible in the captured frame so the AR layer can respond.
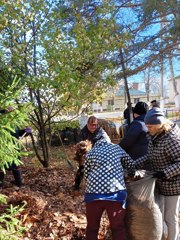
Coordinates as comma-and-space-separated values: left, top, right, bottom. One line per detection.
0, 145, 111, 240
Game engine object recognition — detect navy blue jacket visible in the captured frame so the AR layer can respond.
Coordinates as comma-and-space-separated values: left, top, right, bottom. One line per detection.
119, 114, 148, 160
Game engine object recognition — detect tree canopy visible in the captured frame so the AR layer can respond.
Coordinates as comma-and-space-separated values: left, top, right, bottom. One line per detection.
0, 0, 179, 166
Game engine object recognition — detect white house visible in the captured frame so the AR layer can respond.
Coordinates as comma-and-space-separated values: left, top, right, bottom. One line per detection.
169, 75, 180, 107
92, 82, 159, 112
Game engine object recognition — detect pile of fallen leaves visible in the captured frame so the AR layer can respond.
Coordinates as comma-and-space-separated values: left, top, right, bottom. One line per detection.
0, 152, 111, 240
1, 145, 180, 240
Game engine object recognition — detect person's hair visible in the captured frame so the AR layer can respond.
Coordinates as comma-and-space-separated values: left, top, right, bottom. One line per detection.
74, 140, 92, 163
161, 119, 173, 132
87, 116, 98, 124
155, 119, 172, 135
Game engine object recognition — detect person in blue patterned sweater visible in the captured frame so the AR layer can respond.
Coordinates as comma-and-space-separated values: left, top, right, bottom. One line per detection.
73, 116, 111, 190
84, 138, 135, 240
135, 107, 180, 240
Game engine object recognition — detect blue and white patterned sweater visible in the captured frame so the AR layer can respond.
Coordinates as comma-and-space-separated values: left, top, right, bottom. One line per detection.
84, 139, 135, 194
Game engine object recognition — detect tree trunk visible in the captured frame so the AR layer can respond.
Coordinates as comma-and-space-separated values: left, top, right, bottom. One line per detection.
120, 48, 133, 123
144, 67, 150, 102
168, 54, 180, 108
30, 20, 50, 168
39, 123, 49, 168
160, 55, 164, 110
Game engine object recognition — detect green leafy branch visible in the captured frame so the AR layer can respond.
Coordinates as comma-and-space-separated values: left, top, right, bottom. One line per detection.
0, 194, 26, 240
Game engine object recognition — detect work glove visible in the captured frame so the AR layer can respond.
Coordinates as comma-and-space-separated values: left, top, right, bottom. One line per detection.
128, 170, 136, 178
25, 126, 32, 134
153, 171, 165, 179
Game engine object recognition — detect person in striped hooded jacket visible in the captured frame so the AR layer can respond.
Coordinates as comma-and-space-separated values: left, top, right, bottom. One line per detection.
135, 107, 180, 240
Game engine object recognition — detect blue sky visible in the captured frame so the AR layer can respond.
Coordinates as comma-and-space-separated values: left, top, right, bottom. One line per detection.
114, 3, 180, 96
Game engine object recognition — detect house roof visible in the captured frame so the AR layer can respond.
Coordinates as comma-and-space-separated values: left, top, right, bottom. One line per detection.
168, 75, 180, 81
115, 86, 146, 96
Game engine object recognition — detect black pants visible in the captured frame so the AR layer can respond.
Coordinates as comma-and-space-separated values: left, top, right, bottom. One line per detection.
74, 165, 84, 189
0, 163, 22, 187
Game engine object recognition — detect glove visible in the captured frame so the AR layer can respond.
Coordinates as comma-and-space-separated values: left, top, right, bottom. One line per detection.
128, 170, 135, 178
25, 127, 32, 134
153, 171, 165, 179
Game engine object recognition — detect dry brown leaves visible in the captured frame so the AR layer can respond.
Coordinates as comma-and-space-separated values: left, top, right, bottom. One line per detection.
2, 146, 179, 240
0, 163, 110, 240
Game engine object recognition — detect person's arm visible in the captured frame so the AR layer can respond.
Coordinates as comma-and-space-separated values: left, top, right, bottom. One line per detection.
84, 152, 92, 180
163, 138, 180, 178
18, 129, 26, 137
0, 109, 6, 114
0, 107, 16, 114
134, 154, 149, 169
15, 127, 32, 139
77, 126, 87, 142
123, 109, 126, 119
120, 149, 135, 177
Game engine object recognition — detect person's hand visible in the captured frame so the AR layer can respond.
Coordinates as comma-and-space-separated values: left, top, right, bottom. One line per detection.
7, 106, 15, 112
25, 127, 32, 134
153, 171, 165, 179
128, 171, 135, 178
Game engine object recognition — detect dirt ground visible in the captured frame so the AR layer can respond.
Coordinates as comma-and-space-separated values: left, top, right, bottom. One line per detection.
0, 145, 180, 239
0, 146, 111, 240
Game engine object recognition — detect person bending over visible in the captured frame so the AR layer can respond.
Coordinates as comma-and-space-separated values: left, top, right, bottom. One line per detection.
73, 115, 110, 190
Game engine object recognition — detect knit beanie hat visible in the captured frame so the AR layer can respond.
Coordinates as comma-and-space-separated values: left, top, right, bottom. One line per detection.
134, 101, 149, 115
144, 107, 165, 125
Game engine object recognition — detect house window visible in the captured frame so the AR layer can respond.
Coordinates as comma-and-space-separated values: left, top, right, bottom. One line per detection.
108, 99, 114, 105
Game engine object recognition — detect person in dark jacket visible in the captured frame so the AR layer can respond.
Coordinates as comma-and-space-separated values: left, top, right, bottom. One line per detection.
123, 102, 134, 126
119, 101, 149, 160
0, 108, 31, 187
150, 99, 160, 108
73, 116, 111, 190
135, 107, 180, 240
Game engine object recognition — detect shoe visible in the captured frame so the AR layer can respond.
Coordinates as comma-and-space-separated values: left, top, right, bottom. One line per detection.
11, 180, 23, 187
72, 185, 80, 191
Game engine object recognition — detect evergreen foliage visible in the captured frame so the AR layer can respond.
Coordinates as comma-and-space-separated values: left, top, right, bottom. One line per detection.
0, 194, 26, 240
0, 78, 30, 171
0, 78, 29, 239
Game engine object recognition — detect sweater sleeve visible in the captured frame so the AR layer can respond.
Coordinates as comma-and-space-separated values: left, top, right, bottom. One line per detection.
120, 148, 136, 176
163, 137, 180, 178
135, 154, 149, 169
84, 153, 92, 180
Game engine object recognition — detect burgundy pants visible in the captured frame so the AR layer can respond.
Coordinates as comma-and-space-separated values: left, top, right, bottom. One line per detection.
86, 200, 126, 240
